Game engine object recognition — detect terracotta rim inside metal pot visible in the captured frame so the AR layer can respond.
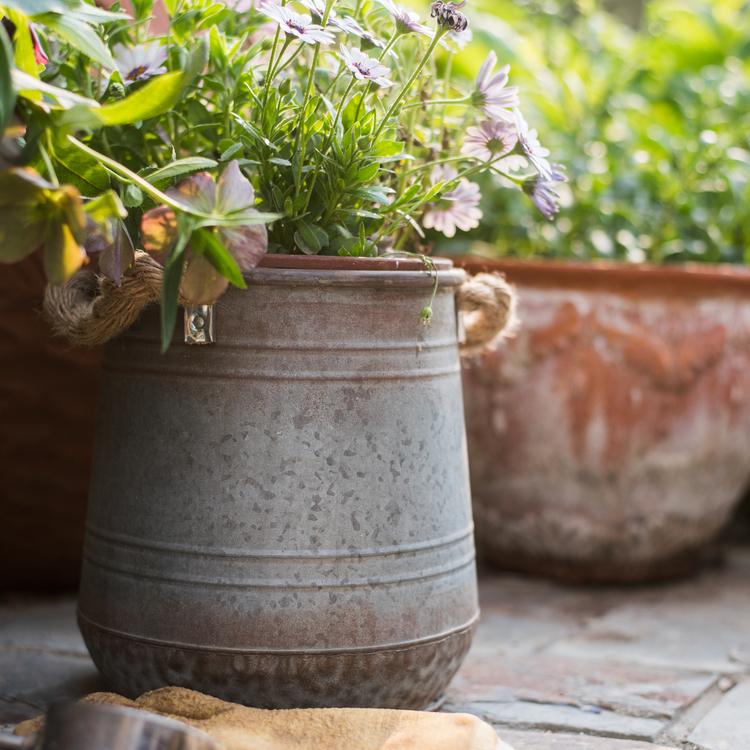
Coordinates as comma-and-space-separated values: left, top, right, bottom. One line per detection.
252, 254, 464, 289
454, 255, 750, 297
258, 254, 453, 272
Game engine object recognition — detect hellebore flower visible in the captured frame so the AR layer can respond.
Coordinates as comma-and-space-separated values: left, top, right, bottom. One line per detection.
422, 165, 483, 238
461, 119, 517, 162
0, 168, 89, 283
260, 2, 335, 45
473, 51, 519, 123
513, 108, 554, 180
375, 0, 433, 37
339, 46, 394, 87
113, 42, 168, 84
141, 161, 269, 305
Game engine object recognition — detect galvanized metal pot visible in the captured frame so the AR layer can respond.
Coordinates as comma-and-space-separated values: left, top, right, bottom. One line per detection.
78, 255, 478, 709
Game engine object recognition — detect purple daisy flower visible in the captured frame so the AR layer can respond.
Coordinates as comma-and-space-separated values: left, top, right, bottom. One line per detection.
461, 119, 517, 162
473, 51, 519, 123
525, 166, 566, 220
113, 42, 168, 84
375, 0, 433, 37
339, 46, 394, 87
259, 1, 335, 45
422, 166, 483, 238
513, 108, 554, 180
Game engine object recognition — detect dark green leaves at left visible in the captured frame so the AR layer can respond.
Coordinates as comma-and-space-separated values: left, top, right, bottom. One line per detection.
0, 27, 16, 135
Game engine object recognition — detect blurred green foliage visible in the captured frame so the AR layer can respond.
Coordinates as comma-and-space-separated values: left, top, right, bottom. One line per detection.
439, 0, 750, 264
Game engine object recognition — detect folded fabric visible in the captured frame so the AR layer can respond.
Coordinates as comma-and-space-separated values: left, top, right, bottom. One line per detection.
17, 686, 513, 750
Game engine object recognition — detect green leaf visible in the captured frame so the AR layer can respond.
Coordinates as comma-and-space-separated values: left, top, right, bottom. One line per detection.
123, 184, 144, 208
97, 71, 186, 125
38, 13, 116, 69
181, 39, 209, 85
293, 221, 328, 255
52, 138, 110, 193
372, 140, 405, 157
219, 143, 243, 162
1, 0, 73, 14
13, 69, 99, 108
84, 190, 127, 223
0, 27, 16, 134
160, 231, 189, 353
193, 228, 247, 289
143, 157, 218, 184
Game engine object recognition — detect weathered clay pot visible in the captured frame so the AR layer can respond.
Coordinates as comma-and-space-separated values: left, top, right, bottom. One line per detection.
0, 254, 101, 590
78, 255, 478, 708
457, 256, 750, 583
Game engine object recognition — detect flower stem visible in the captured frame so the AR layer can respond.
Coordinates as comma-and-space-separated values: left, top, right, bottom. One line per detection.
402, 95, 469, 110
67, 136, 205, 217
373, 28, 447, 141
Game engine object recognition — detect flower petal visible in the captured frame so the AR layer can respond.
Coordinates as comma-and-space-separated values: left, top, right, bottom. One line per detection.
221, 222, 268, 272
217, 160, 255, 215
180, 251, 230, 304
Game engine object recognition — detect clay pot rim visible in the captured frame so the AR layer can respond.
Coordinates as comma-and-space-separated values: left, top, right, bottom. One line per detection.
453, 255, 750, 296
250, 254, 465, 288
259, 254, 452, 271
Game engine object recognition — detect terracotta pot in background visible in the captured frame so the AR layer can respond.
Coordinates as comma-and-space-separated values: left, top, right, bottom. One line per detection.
456, 257, 750, 583
0, 256, 102, 590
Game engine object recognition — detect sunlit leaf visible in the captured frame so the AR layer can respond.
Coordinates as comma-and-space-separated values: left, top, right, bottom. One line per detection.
143, 157, 218, 185
192, 228, 246, 289
97, 71, 186, 125
43, 221, 86, 284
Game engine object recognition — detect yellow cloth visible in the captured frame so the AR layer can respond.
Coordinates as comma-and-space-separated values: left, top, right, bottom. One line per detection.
17, 687, 510, 750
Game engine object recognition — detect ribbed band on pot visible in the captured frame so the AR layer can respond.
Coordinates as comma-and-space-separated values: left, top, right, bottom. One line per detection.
43, 252, 517, 351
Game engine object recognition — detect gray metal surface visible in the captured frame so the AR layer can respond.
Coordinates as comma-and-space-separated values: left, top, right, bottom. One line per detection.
0, 702, 216, 750
78, 261, 479, 708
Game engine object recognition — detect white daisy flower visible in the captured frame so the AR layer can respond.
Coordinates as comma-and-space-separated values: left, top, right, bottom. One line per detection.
259, 2, 335, 45
473, 51, 519, 123
339, 45, 394, 87
422, 165, 483, 238
513, 108, 554, 179
113, 42, 168, 84
461, 119, 517, 162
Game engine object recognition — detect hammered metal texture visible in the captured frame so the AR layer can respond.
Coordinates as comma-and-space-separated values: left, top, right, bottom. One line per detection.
78, 262, 479, 708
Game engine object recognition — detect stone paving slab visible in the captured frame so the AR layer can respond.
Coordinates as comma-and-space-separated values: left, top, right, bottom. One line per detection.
498, 729, 680, 749
547, 556, 750, 674
0, 597, 87, 656
447, 651, 715, 720
445, 700, 666, 741
688, 680, 750, 750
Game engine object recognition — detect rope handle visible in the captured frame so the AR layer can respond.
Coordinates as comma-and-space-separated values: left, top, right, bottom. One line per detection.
456, 272, 518, 355
44, 252, 517, 351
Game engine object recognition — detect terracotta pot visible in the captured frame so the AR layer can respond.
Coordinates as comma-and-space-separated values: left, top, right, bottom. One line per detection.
0, 255, 101, 590
456, 256, 750, 583
78, 255, 478, 708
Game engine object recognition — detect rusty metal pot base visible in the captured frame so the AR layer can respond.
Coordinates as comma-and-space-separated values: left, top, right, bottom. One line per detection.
79, 616, 475, 709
